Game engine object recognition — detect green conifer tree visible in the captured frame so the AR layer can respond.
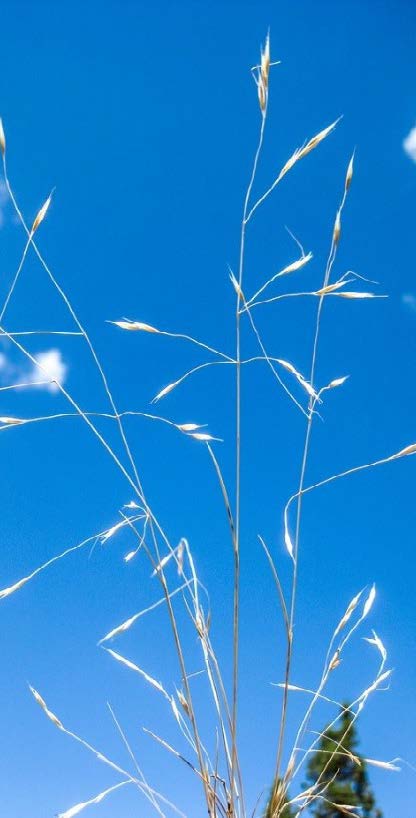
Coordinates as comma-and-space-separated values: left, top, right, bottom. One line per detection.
304, 707, 382, 818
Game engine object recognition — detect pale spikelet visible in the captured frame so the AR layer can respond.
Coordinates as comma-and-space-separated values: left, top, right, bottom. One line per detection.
257, 78, 266, 112
280, 119, 339, 178
189, 432, 222, 442
31, 192, 53, 234
329, 650, 341, 671
124, 550, 137, 563
101, 519, 126, 544
99, 613, 141, 643
358, 669, 392, 710
301, 120, 340, 156
0, 572, 35, 599
195, 609, 206, 639
105, 648, 169, 699
99, 583, 188, 643
284, 504, 294, 561
229, 270, 244, 300
314, 281, 348, 296
176, 423, 204, 432
364, 758, 400, 772
327, 375, 349, 389
261, 32, 271, 83
177, 689, 191, 717
334, 291, 379, 299
362, 584, 376, 619
29, 685, 64, 730
0, 117, 5, 156
111, 320, 159, 333
345, 153, 354, 191
124, 500, 140, 509
280, 251, 313, 276
334, 589, 364, 636
394, 442, 416, 458
152, 380, 179, 403
170, 695, 181, 726
58, 782, 129, 818
333, 211, 341, 245
277, 358, 318, 400
151, 547, 178, 577
364, 630, 387, 665
0, 416, 25, 425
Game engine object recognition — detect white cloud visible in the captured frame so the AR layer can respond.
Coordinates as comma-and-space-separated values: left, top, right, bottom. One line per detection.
25, 349, 67, 392
401, 293, 416, 313
403, 127, 416, 162
0, 347, 67, 392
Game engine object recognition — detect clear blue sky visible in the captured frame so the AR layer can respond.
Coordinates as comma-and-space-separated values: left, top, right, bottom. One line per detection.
0, 2, 415, 816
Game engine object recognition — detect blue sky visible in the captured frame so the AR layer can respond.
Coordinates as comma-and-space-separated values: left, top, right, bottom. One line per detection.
0, 1, 415, 816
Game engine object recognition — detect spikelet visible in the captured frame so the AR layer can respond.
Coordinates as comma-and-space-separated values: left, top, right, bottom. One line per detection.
256, 33, 270, 113
177, 689, 191, 717
151, 548, 177, 577
105, 648, 169, 699
0, 118, 5, 156
345, 153, 354, 191
362, 584, 376, 619
327, 375, 349, 389
301, 120, 340, 157
334, 589, 364, 636
364, 758, 400, 772
364, 630, 387, 665
260, 32, 270, 83
314, 281, 348, 296
0, 416, 25, 425
229, 270, 244, 301
329, 650, 341, 671
280, 251, 313, 276
111, 320, 159, 333
394, 442, 416, 458
333, 210, 341, 245
280, 120, 339, 179
276, 358, 318, 400
29, 685, 64, 730
176, 423, 204, 432
284, 503, 294, 561
152, 380, 179, 402
100, 519, 127, 544
257, 80, 266, 113
58, 782, 128, 818
189, 432, 222, 442
334, 291, 379, 299
31, 192, 53, 234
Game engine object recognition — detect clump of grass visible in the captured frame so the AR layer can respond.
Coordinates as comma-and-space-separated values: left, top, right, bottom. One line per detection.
0, 33, 410, 818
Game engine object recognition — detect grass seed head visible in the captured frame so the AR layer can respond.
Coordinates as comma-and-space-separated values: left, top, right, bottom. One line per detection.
112, 320, 159, 333
345, 153, 354, 190
333, 210, 341, 245
0, 118, 5, 155
31, 192, 53, 234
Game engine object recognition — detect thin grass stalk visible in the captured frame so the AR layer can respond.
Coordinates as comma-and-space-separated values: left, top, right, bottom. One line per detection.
272, 165, 352, 809
232, 92, 268, 814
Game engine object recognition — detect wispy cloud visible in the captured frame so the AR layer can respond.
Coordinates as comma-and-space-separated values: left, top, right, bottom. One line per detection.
403, 127, 416, 163
401, 293, 416, 313
0, 347, 67, 392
